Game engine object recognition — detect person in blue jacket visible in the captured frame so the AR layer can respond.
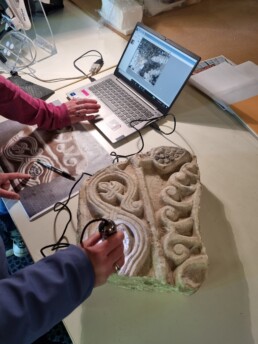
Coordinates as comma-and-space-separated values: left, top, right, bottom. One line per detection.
0, 222, 124, 344
0, 76, 125, 344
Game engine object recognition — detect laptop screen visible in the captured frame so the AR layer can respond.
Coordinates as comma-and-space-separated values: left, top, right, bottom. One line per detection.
115, 23, 200, 115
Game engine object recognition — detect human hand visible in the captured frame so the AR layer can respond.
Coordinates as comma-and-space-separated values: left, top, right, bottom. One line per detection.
64, 98, 101, 124
0, 172, 30, 200
81, 230, 125, 287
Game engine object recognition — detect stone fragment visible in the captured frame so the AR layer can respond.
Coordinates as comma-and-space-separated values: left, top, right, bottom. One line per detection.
78, 146, 208, 295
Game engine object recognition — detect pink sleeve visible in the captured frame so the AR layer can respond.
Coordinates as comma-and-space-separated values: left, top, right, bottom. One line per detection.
0, 76, 71, 130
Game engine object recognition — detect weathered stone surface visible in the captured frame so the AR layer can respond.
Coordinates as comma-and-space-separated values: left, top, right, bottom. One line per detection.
77, 146, 208, 295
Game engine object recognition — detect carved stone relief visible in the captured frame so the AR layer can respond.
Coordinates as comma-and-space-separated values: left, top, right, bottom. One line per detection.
78, 146, 208, 295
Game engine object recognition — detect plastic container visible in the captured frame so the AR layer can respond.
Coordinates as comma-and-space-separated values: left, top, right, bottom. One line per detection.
100, 0, 143, 35
143, 0, 201, 16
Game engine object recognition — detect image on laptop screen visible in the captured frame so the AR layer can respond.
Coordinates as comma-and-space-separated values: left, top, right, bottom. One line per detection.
115, 24, 200, 114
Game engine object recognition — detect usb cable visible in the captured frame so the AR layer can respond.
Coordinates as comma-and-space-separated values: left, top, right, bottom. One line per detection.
90, 58, 104, 75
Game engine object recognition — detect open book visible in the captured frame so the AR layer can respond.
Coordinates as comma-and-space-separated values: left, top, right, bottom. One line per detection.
189, 56, 258, 138
0, 121, 113, 220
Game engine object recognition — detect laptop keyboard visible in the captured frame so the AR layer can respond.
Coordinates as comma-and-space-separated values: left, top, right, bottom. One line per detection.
89, 79, 154, 127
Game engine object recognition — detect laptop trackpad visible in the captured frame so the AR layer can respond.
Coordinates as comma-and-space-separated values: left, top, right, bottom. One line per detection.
107, 119, 121, 131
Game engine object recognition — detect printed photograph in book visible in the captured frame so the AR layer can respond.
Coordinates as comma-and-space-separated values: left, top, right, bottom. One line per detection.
0, 121, 112, 220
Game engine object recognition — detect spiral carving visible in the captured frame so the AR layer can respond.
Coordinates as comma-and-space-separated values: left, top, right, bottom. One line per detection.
78, 146, 208, 295
0, 124, 95, 191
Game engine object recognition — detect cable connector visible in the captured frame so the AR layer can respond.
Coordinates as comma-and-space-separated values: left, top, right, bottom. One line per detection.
150, 122, 160, 131
89, 58, 104, 75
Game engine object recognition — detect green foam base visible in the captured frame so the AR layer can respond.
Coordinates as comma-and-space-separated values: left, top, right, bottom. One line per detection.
108, 274, 194, 295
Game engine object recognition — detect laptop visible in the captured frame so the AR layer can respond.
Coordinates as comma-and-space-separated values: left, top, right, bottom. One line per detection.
67, 23, 200, 144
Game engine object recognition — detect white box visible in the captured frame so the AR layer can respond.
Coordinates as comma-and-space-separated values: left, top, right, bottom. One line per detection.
143, 0, 201, 16
100, 0, 143, 35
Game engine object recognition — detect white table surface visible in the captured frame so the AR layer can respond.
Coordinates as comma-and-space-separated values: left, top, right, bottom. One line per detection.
0, 0, 127, 91
1, 9, 258, 343
3, 75, 258, 344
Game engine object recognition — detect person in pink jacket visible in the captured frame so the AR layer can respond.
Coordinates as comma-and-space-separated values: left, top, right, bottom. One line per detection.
0, 75, 125, 344
0, 74, 100, 199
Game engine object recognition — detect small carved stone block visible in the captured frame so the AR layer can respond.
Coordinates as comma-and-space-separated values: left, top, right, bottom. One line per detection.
78, 146, 208, 295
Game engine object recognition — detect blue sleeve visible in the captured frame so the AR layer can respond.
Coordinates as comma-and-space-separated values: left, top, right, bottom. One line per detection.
0, 244, 95, 344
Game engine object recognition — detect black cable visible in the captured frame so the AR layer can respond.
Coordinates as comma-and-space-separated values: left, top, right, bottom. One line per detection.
110, 113, 176, 163
110, 118, 146, 163
79, 218, 105, 245
40, 113, 176, 256
150, 113, 177, 136
40, 172, 92, 257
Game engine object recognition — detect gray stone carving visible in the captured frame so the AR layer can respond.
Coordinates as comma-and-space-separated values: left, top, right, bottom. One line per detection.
78, 146, 208, 295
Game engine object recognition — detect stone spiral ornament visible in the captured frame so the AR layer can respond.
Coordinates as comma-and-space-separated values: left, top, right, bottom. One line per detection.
78, 146, 208, 295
